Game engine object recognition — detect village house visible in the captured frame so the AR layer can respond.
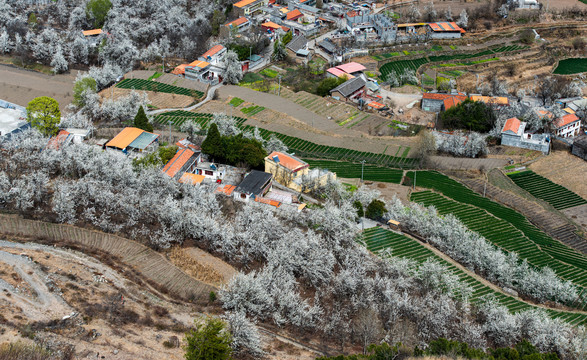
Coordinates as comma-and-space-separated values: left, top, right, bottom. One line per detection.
345, 10, 396, 42
427, 22, 465, 39
421, 92, 466, 112
105, 127, 160, 153
82, 29, 104, 46
554, 113, 581, 138
234, 0, 269, 17
195, 162, 226, 181
233, 170, 273, 202
220, 17, 251, 38
162, 148, 202, 178
198, 45, 227, 65
285, 35, 310, 61
330, 77, 367, 102
326, 62, 367, 80
264, 151, 309, 189
572, 135, 587, 161
501, 117, 550, 154
470, 95, 510, 108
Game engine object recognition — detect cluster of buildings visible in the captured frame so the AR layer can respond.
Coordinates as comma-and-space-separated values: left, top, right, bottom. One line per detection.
324, 61, 385, 110
172, 45, 231, 84
159, 143, 335, 210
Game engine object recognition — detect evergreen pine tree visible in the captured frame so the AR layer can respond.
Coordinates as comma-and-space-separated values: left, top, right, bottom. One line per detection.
134, 106, 153, 132
201, 123, 223, 160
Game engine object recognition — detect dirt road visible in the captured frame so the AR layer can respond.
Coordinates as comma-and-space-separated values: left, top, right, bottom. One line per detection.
0, 64, 77, 110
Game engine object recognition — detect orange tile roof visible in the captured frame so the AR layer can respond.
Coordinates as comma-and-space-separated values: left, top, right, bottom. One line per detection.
368, 101, 385, 109
255, 197, 281, 207
226, 17, 249, 27
347, 10, 359, 17
172, 64, 189, 75
201, 45, 225, 59
563, 107, 575, 114
106, 127, 145, 150
555, 113, 580, 128
179, 173, 205, 185
82, 29, 103, 36
188, 60, 210, 69
470, 95, 509, 105
162, 148, 197, 177
216, 184, 236, 195
443, 96, 464, 110
429, 22, 465, 33
234, 0, 257, 8
286, 9, 303, 20
502, 117, 521, 134
266, 151, 308, 172
261, 21, 281, 29
423, 93, 466, 101
47, 130, 71, 150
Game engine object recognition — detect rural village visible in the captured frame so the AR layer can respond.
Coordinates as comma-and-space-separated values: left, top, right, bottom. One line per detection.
1, 0, 587, 359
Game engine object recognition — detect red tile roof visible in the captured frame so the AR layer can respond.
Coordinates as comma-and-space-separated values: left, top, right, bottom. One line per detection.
428, 22, 465, 33
234, 0, 257, 8
555, 113, 580, 128
201, 45, 225, 59
266, 151, 309, 172
335, 62, 367, 74
226, 17, 249, 27
216, 184, 236, 195
368, 101, 385, 109
162, 149, 197, 178
423, 93, 466, 101
502, 117, 521, 134
47, 130, 71, 150
443, 96, 464, 110
347, 10, 359, 17
286, 9, 303, 20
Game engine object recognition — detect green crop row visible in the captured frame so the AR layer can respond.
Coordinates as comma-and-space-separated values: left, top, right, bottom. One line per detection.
154, 111, 247, 128
241, 105, 265, 116
229, 97, 245, 107
116, 79, 204, 99
508, 170, 587, 210
554, 58, 587, 75
405, 171, 587, 288
362, 227, 587, 326
304, 159, 403, 183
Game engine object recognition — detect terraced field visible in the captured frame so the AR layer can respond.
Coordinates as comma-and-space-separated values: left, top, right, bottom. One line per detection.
305, 160, 403, 183
406, 171, 587, 294
508, 170, 587, 210
554, 58, 587, 75
380, 45, 529, 81
362, 227, 587, 326
154, 110, 418, 167
116, 79, 204, 99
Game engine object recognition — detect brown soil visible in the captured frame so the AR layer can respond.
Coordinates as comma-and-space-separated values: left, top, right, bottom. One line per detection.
563, 204, 587, 236
168, 246, 236, 286
529, 150, 587, 200
99, 87, 194, 109
0, 64, 78, 111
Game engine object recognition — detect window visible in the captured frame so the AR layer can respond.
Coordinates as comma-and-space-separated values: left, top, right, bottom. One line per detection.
205, 170, 213, 176
240, 193, 247, 199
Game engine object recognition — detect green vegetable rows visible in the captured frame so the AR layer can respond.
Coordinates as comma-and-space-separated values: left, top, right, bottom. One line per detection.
508, 170, 587, 210
406, 171, 587, 290
304, 160, 403, 183
241, 105, 265, 116
554, 58, 587, 75
116, 79, 204, 99
153, 111, 418, 168
362, 227, 587, 326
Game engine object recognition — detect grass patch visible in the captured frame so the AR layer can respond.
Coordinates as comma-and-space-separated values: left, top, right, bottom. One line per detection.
229, 97, 245, 107
240, 72, 263, 84
148, 72, 164, 81
260, 68, 279, 78
554, 58, 587, 75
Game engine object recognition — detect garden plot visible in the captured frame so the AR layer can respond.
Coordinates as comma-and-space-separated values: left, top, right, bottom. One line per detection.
305, 160, 404, 183
508, 170, 587, 210
154, 111, 247, 128
405, 171, 587, 291
362, 227, 587, 326
116, 79, 204, 99
99, 87, 195, 109
554, 58, 587, 75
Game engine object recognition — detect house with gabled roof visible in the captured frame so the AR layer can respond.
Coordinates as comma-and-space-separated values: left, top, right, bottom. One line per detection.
105, 127, 160, 153
233, 170, 273, 202
286, 35, 310, 60
220, 17, 251, 37
233, 0, 268, 17
421, 92, 467, 112
330, 77, 367, 102
501, 117, 550, 154
199, 45, 227, 65
162, 148, 202, 178
554, 113, 581, 138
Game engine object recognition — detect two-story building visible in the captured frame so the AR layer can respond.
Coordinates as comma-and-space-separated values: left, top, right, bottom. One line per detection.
501, 117, 550, 154
198, 44, 227, 65
220, 17, 251, 38
233, 0, 268, 17
554, 113, 581, 138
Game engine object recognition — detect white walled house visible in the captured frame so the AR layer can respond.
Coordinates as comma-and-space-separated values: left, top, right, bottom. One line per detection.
554, 114, 581, 138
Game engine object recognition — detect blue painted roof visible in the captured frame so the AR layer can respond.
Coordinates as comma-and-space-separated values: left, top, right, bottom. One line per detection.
128, 132, 159, 150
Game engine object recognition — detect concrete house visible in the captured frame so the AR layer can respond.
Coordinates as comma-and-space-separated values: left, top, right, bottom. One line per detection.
233, 0, 268, 17
162, 148, 202, 178
554, 114, 581, 138
220, 17, 251, 37
427, 22, 465, 39
330, 77, 367, 102
286, 35, 310, 60
198, 45, 227, 65
345, 11, 397, 42
233, 170, 273, 202
421, 93, 466, 112
264, 151, 308, 189
501, 117, 550, 154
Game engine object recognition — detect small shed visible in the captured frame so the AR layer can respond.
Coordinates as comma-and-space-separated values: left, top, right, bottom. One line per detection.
387, 219, 400, 231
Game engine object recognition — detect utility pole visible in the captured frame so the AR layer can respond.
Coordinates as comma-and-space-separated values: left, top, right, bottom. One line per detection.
278, 75, 282, 96
249, 46, 253, 60
162, 55, 165, 73
168, 120, 172, 144
413, 171, 416, 190
361, 160, 366, 183
230, 104, 233, 119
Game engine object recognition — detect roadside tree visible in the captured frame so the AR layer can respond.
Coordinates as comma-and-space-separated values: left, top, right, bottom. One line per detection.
26, 97, 61, 137
184, 316, 232, 360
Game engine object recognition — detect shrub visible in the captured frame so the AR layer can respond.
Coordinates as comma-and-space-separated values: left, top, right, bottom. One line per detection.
184, 316, 232, 360
209, 291, 217, 303
366, 200, 387, 220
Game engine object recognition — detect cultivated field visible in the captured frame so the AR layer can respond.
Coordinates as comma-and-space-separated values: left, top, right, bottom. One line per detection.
554, 58, 587, 75
530, 151, 587, 200
406, 171, 587, 293
99, 87, 195, 109
362, 227, 587, 326
508, 170, 587, 210
116, 78, 204, 99
305, 159, 404, 183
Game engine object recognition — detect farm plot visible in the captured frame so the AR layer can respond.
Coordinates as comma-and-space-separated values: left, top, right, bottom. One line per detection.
229, 97, 244, 107
242, 126, 418, 168
116, 79, 204, 99
304, 160, 403, 183
508, 170, 587, 210
410, 190, 587, 293
154, 111, 247, 128
554, 58, 587, 75
362, 227, 587, 326
406, 171, 587, 289
241, 105, 265, 116
380, 58, 430, 80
